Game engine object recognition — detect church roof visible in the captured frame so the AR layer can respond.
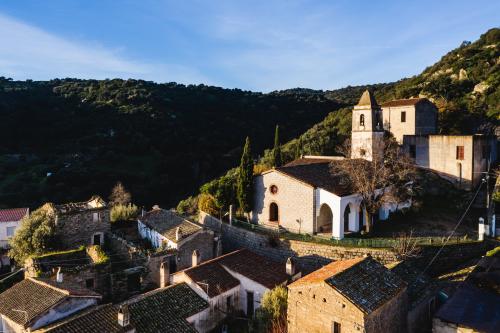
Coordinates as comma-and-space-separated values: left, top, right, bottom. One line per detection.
356, 89, 379, 107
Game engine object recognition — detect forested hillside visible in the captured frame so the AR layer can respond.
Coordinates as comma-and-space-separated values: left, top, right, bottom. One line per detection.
1, 28, 499, 211
1, 78, 383, 209
181, 28, 500, 215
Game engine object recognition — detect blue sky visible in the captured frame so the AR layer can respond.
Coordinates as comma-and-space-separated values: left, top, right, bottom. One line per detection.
0, 1, 498, 92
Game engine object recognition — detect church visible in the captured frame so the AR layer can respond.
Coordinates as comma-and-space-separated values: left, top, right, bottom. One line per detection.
251, 90, 497, 239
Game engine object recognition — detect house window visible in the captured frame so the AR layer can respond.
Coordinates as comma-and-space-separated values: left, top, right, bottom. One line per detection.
85, 278, 95, 288
333, 321, 341, 333
409, 144, 416, 158
226, 295, 232, 309
269, 203, 279, 222
456, 146, 464, 160
6, 226, 16, 237
401, 111, 406, 122
92, 212, 99, 222
270, 185, 278, 195
359, 114, 365, 127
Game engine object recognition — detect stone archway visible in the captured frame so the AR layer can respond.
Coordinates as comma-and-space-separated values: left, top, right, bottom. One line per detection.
318, 204, 333, 233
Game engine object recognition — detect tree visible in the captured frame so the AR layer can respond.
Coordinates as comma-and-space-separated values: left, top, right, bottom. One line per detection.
251, 286, 288, 333
8, 207, 58, 263
294, 137, 302, 160
237, 137, 254, 218
332, 136, 416, 233
272, 125, 282, 167
109, 181, 131, 206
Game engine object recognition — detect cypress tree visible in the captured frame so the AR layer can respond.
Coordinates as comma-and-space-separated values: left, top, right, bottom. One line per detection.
294, 137, 302, 159
237, 137, 254, 217
272, 125, 282, 167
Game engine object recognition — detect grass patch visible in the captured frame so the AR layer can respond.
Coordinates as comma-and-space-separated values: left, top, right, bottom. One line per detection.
32, 245, 86, 259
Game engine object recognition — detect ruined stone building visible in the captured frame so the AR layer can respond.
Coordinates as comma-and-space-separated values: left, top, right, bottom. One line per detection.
287, 256, 407, 333
42, 196, 110, 248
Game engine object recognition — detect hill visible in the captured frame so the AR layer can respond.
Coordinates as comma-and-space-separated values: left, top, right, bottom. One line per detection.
180, 28, 500, 214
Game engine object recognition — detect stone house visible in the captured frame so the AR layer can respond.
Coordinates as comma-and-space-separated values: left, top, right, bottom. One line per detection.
42, 196, 110, 248
172, 248, 299, 332
403, 134, 497, 190
37, 282, 208, 333
138, 207, 215, 272
287, 256, 408, 333
0, 276, 101, 333
381, 98, 438, 144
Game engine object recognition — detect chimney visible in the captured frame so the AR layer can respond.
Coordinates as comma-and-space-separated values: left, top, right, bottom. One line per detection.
192, 250, 201, 267
175, 227, 181, 241
117, 304, 130, 327
160, 260, 170, 288
56, 267, 63, 283
286, 257, 296, 276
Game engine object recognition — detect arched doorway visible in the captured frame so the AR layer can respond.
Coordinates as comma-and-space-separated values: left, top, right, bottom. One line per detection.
318, 204, 333, 233
358, 205, 365, 231
344, 205, 351, 232
269, 203, 279, 222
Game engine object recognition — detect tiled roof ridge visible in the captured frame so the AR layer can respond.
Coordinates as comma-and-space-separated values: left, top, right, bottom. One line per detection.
381, 97, 427, 107
0, 207, 29, 222
182, 249, 246, 273
122, 282, 190, 305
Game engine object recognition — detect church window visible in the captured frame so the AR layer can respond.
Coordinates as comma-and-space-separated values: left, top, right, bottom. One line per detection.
359, 114, 365, 127
456, 146, 464, 160
401, 111, 406, 122
270, 185, 278, 195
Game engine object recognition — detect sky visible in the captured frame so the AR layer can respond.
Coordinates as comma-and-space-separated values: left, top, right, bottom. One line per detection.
0, 1, 498, 92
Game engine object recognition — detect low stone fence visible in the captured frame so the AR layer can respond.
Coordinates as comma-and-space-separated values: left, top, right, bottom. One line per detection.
199, 211, 499, 275
199, 211, 397, 273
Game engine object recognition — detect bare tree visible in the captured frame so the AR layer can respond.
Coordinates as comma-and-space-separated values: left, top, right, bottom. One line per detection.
332, 136, 416, 233
109, 181, 132, 206
393, 230, 422, 260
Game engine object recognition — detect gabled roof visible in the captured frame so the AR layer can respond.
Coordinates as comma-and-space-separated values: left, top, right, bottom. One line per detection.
138, 209, 201, 243
381, 98, 429, 107
44, 283, 208, 333
0, 207, 29, 223
289, 257, 406, 314
0, 278, 100, 327
356, 89, 379, 107
183, 249, 289, 298
271, 158, 365, 197
51, 196, 107, 215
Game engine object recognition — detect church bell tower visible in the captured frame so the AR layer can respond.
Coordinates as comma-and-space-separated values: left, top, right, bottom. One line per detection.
351, 90, 384, 161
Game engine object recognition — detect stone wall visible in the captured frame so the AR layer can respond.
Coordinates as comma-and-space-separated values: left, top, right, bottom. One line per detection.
56, 208, 111, 248
200, 212, 397, 273
177, 230, 214, 270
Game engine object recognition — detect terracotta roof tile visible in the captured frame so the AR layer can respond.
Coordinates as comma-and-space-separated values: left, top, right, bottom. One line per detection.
290, 257, 406, 314
45, 283, 208, 333
139, 209, 201, 242
183, 249, 288, 298
381, 98, 427, 107
0, 208, 28, 223
0, 278, 100, 327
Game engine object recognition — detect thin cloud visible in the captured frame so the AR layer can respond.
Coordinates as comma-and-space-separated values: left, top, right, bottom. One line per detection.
0, 13, 210, 84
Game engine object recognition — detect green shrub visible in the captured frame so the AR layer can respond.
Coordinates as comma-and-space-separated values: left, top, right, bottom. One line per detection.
176, 195, 199, 215
251, 286, 287, 333
110, 203, 138, 222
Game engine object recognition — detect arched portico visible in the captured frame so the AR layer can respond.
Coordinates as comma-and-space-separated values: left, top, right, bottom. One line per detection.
317, 203, 333, 233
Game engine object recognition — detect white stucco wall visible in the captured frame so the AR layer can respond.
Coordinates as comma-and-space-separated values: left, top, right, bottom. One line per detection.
382, 105, 417, 143
138, 220, 178, 250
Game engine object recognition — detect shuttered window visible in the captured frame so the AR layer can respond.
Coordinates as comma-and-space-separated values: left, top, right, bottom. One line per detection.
456, 146, 464, 160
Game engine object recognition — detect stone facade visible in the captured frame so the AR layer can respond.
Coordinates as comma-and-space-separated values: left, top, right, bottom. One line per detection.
382, 99, 437, 143
403, 134, 497, 189
176, 230, 215, 271
288, 285, 407, 333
